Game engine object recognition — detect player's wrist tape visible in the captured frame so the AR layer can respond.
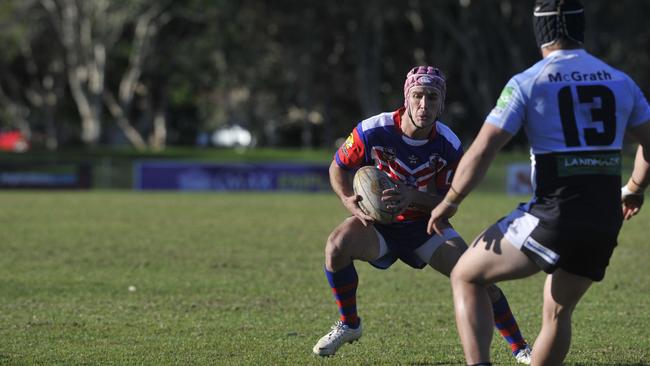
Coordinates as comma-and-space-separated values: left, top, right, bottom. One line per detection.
442, 197, 460, 208
622, 185, 644, 198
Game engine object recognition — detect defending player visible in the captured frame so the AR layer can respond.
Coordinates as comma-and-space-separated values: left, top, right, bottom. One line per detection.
428, 1, 650, 365
312, 66, 532, 364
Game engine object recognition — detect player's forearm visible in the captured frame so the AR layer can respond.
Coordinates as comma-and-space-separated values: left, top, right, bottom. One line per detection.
451, 148, 495, 198
329, 161, 355, 201
627, 122, 650, 192
628, 145, 650, 192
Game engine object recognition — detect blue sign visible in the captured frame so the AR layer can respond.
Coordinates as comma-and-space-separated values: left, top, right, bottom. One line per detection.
0, 163, 92, 189
134, 161, 331, 192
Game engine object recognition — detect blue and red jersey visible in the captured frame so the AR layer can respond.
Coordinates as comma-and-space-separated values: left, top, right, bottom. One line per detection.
335, 108, 463, 221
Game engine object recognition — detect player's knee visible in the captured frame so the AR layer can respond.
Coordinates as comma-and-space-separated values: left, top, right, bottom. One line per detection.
450, 262, 484, 287
325, 227, 352, 261
449, 265, 467, 287
543, 296, 578, 322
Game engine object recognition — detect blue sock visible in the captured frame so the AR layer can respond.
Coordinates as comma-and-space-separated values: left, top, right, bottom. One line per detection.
325, 264, 360, 328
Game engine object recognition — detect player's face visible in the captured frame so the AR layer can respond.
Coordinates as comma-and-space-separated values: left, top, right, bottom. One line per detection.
408, 86, 442, 125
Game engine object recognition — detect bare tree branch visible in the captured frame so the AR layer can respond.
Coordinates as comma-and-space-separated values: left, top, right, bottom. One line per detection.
103, 91, 146, 149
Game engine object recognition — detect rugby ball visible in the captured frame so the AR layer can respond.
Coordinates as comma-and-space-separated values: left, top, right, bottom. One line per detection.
353, 166, 399, 224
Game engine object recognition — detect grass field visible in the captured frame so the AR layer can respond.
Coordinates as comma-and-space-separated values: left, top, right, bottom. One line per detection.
1, 191, 649, 365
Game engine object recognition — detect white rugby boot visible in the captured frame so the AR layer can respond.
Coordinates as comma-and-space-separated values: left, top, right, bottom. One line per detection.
514, 345, 532, 365
312, 320, 362, 356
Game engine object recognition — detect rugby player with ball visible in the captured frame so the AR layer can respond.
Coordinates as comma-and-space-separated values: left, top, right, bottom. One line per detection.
312, 66, 532, 364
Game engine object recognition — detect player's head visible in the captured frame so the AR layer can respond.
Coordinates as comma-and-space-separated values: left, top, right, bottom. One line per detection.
533, 0, 585, 49
403, 66, 446, 128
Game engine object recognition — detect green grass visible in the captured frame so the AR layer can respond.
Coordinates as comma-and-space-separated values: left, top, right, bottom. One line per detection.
1, 191, 649, 365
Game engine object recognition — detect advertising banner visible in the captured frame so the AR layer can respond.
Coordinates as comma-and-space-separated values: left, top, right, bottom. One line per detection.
0, 163, 92, 189
134, 161, 331, 192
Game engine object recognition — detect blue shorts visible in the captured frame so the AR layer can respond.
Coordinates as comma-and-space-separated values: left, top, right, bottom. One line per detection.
370, 220, 460, 269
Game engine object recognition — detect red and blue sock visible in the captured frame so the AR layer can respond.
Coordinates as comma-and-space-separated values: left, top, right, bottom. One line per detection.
491, 292, 527, 354
325, 264, 360, 329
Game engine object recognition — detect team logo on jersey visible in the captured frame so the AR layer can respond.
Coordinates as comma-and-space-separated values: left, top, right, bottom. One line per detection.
408, 155, 419, 165
383, 147, 396, 162
496, 86, 513, 108
341, 132, 354, 157
428, 153, 448, 173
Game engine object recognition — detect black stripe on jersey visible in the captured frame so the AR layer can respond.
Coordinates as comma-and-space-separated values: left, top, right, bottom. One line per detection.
530, 150, 622, 231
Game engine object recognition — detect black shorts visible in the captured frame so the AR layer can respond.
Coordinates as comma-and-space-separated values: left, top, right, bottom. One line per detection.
497, 206, 620, 281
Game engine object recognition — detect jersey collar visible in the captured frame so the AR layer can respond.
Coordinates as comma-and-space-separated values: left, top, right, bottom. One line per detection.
544, 48, 586, 58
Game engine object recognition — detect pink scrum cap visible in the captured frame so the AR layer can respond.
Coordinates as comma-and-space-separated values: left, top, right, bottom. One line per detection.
403, 66, 446, 109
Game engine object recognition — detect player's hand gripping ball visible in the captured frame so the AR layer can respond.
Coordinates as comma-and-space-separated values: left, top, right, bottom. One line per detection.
353, 166, 400, 224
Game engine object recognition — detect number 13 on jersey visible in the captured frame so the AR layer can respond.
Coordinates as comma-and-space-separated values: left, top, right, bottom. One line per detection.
557, 84, 616, 147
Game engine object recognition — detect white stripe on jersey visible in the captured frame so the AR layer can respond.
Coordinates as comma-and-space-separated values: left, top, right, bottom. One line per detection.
436, 122, 462, 150
401, 135, 428, 146
361, 112, 394, 131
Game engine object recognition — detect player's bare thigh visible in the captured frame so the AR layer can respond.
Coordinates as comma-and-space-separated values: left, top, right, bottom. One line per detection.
325, 216, 381, 271
451, 223, 539, 285
545, 269, 592, 310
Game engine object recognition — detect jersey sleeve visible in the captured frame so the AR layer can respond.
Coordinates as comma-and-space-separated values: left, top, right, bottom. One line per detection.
627, 79, 650, 128
334, 125, 367, 169
485, 77, 527, 135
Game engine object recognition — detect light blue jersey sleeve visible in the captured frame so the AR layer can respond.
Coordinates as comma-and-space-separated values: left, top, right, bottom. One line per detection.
485, 77, 528, 135
628, 79, 650, 128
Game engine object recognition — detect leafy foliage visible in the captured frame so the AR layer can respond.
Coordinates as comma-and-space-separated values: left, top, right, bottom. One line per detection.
0, 0, 649, 149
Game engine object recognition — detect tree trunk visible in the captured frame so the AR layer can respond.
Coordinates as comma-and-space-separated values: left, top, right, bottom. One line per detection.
111, 4, 169, 150
103, 91, 147, 150
42, 0, 106, 145
149, 99, 167, 151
